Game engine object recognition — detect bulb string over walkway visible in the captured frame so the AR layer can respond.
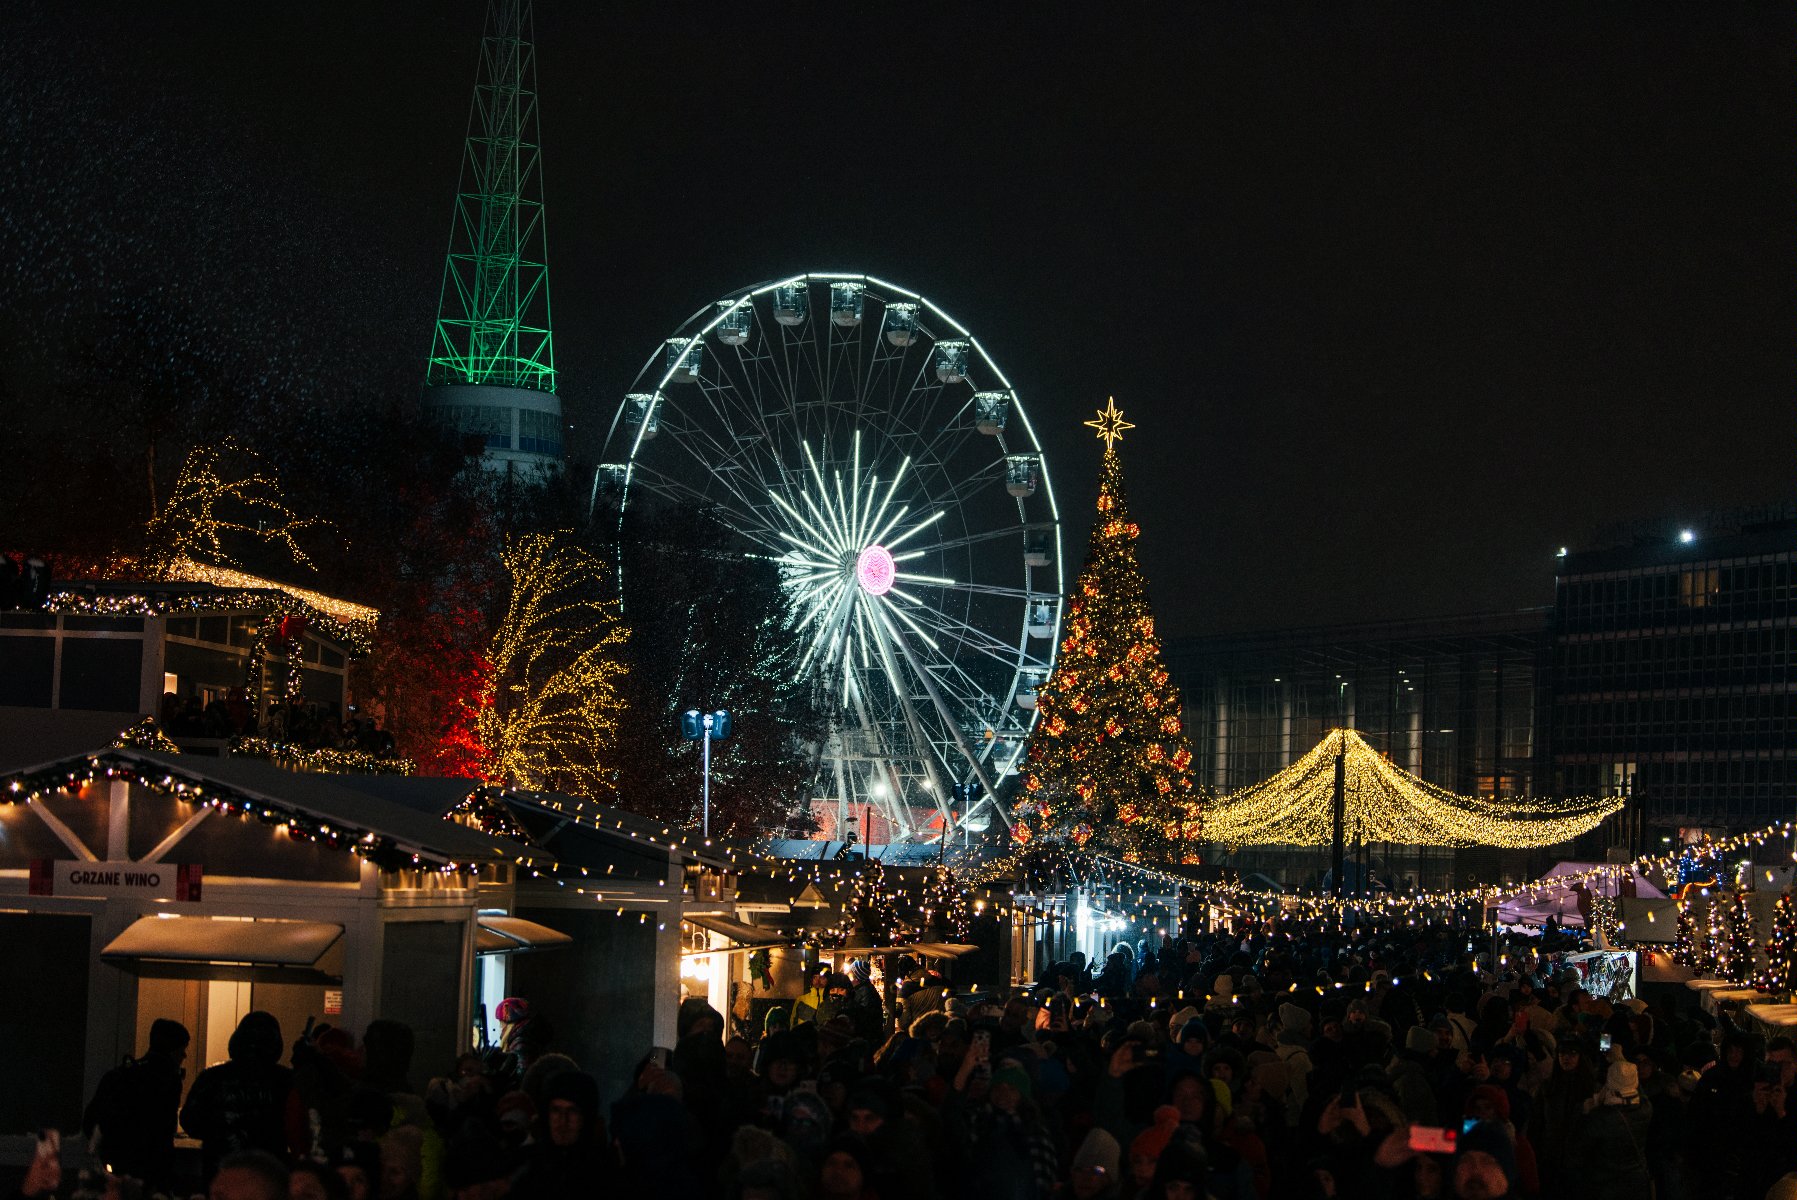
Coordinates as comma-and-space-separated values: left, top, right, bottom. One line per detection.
1203, 728, 1626, 849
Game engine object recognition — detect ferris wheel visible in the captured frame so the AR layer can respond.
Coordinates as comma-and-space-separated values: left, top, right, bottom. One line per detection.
590, 273, 1064, 843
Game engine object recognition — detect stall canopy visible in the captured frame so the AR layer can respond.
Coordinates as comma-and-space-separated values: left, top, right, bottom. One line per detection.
864, 942, 980, 959
475, 914, 573, 955
103, 916, 342, 974
684, 913, 788, 955
1495, 862, 1666, 928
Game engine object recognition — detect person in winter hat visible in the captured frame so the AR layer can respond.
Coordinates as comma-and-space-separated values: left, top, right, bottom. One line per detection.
1067, 1127, 1123, 1200
1128, 1106, 1183, 1194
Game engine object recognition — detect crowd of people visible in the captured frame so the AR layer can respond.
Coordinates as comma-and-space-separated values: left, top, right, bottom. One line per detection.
155, 692, 395, 756
16, 917, 1797, 1200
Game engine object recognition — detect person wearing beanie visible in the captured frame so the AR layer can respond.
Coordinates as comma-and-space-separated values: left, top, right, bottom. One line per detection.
513, 1070, 615, 1200
1128, 1105, 1183, 1193
817, 1137, 875, 1200
1068, 1127, 1123, 1200
1465, 1085, 1539, 1195
1568, 1060, 1651, 1200
1204, 975, 1237, 1014
953, 1042, 1058, 1200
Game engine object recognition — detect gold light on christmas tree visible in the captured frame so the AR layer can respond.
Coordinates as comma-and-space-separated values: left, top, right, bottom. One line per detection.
1015, 402, 1202, 862
479, 533, 630, 797
1202, 728, 1625, 849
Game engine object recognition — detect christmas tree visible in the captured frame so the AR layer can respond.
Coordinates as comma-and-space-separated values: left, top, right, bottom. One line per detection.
1723, 889, 1757, 983
1673, 894, 1698, 970
1757, 889, 1797, 995
1015, 400, 1201, 863
921, 865, 972, 943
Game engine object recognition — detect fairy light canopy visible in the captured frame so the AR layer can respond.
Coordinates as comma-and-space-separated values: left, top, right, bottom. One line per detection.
1203, 728, 1626, 849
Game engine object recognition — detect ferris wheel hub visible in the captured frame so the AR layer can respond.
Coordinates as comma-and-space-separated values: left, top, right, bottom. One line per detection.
855, 545, 896, 596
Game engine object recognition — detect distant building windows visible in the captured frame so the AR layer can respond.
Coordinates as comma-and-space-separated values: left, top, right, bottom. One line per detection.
1679, 567, 1719, 608
429, 402, 561, 457
430, 404, 514, 450
517, 408, 563, 457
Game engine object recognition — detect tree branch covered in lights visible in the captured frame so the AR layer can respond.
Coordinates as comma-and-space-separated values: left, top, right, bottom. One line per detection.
1201, 728, 1626, 849
143, 438, 332, 576
478, 532, 629, 796
1015, 405, 1201, 863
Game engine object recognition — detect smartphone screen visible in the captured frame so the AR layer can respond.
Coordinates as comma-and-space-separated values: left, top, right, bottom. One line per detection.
1408, 1126, 1458, 1154
1462, 1117, 1479, 1135
1600, 1034, 1612, 1052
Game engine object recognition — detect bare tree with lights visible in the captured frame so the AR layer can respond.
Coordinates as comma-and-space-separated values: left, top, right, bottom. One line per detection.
477, 532, 629, 798
1014, 401, 1201, 863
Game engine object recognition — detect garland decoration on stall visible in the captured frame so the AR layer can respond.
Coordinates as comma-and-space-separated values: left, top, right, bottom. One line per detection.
1202, 728, 1626, 849
114, 718, 182, 754
1015, 402, 1202, 863
446, 788, 533, 843
1, 750, 492, 875
1756, 890, 1797, 996
227, 736, 415, 777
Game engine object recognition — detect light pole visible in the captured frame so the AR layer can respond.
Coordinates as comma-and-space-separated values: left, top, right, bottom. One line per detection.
679, 708, 732, 838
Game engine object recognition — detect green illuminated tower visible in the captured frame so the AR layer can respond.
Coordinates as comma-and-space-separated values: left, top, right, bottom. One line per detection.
423, 0, 562, 470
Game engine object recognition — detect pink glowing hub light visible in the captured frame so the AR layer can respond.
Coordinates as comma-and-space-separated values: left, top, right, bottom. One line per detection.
856, 545, 896, 596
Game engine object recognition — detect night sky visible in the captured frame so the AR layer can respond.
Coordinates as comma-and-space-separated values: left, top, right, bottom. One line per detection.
2, 4, 1790, 636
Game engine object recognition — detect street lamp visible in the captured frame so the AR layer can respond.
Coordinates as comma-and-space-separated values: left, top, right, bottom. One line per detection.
679, 708, 732, 838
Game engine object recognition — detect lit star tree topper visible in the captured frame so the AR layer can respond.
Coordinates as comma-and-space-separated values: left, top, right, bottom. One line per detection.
1015, 402, 1201, 863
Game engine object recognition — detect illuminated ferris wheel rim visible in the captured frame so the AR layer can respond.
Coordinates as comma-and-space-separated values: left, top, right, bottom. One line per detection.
604, 272, 1066, 505
594, 271, 1065, 843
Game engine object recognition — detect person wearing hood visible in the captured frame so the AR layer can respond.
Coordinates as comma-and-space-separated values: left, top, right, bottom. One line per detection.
511, 1069, 614, 1200
1529, 1037, 1599, 1186
181, 1011, 295, 1178
1386, 1025, 1440, 1125
1273, 1003, 1315, 1125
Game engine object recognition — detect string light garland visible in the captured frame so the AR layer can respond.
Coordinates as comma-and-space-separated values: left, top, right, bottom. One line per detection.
478, 533, 630, 795
978, 821, 1797, 930
227, 736, 414, 777
161, 557, 380, 633
43, 585, 374, 656
1016, 403, 1201, 861
1202, 728, 1626, 849
1, 752, 486, 875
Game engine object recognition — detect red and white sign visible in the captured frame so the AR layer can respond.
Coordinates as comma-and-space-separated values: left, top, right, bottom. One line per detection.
28, 859, 202, 901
